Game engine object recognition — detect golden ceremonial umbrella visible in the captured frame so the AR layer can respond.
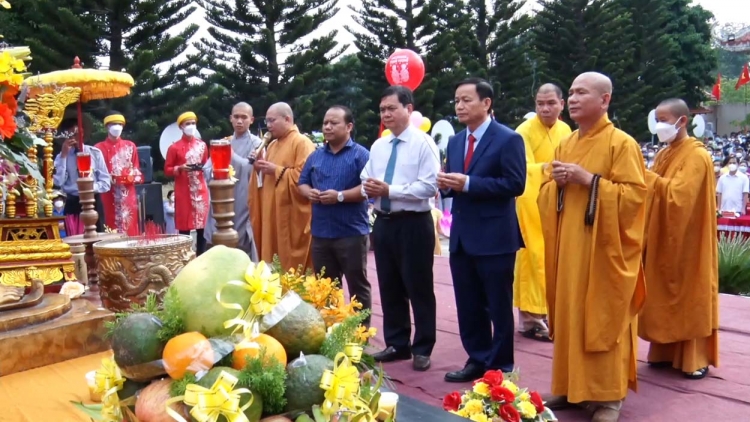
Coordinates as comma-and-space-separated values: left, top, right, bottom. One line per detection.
21, 57, 135, 141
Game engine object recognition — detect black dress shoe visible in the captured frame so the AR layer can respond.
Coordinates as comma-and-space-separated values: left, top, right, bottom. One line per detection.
372, 346, 411, 363
445, 362, 485, 383
413, 355, 431, 371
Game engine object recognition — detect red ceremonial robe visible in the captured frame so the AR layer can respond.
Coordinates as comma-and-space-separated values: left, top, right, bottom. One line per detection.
164, 136, 210, 231
94, 138, 140, 235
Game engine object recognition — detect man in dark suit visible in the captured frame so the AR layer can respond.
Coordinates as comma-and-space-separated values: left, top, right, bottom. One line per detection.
438, 77, 527, 382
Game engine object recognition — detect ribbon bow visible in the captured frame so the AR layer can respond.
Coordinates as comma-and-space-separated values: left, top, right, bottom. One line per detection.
167, 370, 253, 422
319, 352, 372, 419
94, 358, 125, 422
218, 261, 283, 338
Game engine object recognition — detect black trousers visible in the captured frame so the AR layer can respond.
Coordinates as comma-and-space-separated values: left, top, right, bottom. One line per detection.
312, 235, 372, 326
64, 193, 105, 233
180, 229, 206, 256
372, 211, 436, 356
450, 245, 516, 372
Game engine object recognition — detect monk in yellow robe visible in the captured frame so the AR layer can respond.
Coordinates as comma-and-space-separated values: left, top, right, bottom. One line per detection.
640, 98, 719, 379
514, 83, 571, 341
249, 102, 316, 270
538, 72, 646, 422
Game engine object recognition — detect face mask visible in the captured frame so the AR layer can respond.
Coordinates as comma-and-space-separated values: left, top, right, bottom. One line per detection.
655, 120, 680, 143
183, 124, 196, 137
739, 153, 745, 158
108, 124, 123, 138
729, 164, 738, 172
741, 166, 748, 173
647, 152, 655, 158
53, 200, 63, 208
714, 165, 721, 172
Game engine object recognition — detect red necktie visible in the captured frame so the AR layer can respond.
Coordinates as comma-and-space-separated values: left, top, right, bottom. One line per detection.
464, 134, 476, 172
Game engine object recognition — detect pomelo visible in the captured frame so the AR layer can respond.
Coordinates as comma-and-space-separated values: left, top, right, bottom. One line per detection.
195, 367, 263, 422
265, 299, 327, 360
284, 354, 334, 412
170, 245, 252, 337
111, 312, 167, 381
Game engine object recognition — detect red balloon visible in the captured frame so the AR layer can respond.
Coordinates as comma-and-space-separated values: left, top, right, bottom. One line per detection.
385, 49, 425, 91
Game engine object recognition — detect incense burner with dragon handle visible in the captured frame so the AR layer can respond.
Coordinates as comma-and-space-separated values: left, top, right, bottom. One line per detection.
93, 234, 195, 312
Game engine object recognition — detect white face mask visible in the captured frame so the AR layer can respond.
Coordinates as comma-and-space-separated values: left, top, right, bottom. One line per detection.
53, 200, 64, 208
655, 121, 680, 143
714, 165, 721, 172
741, 166, 748, 173
108, 124, 123, 138
647, 152, 655, 158
182, 124, 196, 137
729, 164, 738, 172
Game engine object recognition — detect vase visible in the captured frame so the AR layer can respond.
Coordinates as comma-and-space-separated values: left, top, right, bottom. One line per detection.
93, 234, 195, 312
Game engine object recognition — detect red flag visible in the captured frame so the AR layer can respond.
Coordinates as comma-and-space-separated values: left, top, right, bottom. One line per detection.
712, 74, 722, 101
736, 63, 750, 90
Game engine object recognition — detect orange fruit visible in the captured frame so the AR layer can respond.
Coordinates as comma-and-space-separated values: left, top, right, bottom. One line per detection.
232, 334, 288, 370
162, 332, 215, 379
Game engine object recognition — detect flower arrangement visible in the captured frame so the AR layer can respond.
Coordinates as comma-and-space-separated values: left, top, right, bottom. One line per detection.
443, 370, 556, 422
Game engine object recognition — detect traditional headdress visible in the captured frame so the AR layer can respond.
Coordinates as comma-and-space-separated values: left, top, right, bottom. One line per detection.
177, 111, 197, 127
103, 112, 126, 126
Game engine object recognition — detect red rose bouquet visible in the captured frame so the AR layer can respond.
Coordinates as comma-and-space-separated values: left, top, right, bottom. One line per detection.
442, 370, 557, 422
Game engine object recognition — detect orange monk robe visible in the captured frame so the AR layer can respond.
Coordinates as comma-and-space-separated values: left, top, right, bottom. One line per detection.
514, 116, 572, 315
249, 125, 315, 270
640, 137, 719, 372
538, 115, 647, 403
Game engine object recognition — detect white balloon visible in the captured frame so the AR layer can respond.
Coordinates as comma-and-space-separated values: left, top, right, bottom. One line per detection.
647, 109, 657, 135
523, 112, 537, 120
410, 111, 423, 127
160, 123, 202, 159
693, 115, 706, 138
431, 120, 455, 151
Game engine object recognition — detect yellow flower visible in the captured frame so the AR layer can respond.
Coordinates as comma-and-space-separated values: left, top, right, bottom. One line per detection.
502, 380, 519, 394
353, 324, 377, 344
470, 414, 489, 422
472, 381, 490, 397
463, 399, 484, 415
451, 409, 469, 418
518, 392, 530, 402
517, 400, 538, 419
0, 51, 25, 86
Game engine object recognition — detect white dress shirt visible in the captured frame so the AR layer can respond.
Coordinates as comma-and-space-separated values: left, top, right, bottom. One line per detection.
717, 171, 749, 212
361, 124, 440, 212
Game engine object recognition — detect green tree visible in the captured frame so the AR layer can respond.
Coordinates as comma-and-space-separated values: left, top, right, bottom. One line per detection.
199, 0, 344, 132
717, 49, 750, 78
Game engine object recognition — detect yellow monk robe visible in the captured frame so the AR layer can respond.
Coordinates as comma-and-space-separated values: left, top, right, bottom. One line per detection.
514, 116, 572, 315
249, 125, 316, 270
640, 137, 719, 372
538, 115, 647, 403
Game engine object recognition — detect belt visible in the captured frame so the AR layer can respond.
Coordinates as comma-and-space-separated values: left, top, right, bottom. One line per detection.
374, 210, 430, 219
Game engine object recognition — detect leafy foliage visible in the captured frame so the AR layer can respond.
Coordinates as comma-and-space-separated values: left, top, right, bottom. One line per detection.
718, 233, 750, 295
237, 348, 288, 415
169, 372, 197, 397
319, 309, 370, 361
103, 290, 185, 341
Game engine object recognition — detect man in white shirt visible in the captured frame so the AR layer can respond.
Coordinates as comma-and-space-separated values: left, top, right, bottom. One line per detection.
361, 85, 441, 372
716, 156, 749, 214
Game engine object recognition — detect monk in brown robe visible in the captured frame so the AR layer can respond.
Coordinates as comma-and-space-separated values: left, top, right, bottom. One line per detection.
538, 72, 647, 422
640, 98, 719, 379
249, 102, 316, 270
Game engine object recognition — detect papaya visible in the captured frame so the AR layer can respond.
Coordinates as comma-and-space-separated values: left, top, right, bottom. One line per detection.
195, 367, 263, 422
111, 313, 167, 381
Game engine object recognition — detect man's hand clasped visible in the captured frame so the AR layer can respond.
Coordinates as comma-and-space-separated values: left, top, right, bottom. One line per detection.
363, 178, 389, 198
254, 159, 278, 175
437, 172, 467, 191
550, 161, 594, 187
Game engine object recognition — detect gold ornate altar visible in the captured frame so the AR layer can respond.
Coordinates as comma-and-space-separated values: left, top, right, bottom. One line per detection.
0, 86, 82, 287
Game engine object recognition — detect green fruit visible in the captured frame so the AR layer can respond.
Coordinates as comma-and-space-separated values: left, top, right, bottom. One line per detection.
196, 367, 263, 422
170, 245, 252, 337
111, 313, 167, 381
295, 415, 314, 422
265, 301, 326, 360
284, 355, 334, 412
117, 379, 149, 401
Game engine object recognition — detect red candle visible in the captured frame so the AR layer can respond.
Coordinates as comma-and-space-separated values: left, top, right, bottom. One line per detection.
76, 152, 91, 177
211, 140, 231, 180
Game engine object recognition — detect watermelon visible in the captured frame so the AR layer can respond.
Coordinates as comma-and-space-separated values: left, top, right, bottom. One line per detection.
111, 313, 167, 381
284, 355, 333, 412
265, 300, 327, 360
170, 245, 252, 337
195, 367, 263, 422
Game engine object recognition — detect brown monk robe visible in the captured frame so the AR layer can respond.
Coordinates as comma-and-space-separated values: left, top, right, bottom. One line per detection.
640, 98, 719, 379
249, 102, 316, 270
538, 72, 646, 422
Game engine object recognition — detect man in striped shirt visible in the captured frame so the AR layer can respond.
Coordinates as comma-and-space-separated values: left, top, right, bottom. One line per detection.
298, 105, 372, 325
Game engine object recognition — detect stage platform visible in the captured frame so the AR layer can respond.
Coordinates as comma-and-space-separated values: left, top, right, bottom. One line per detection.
364, 253, 750, 422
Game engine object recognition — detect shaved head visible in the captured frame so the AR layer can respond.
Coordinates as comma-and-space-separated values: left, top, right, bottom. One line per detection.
655, 98, 690, 142
266, 102, 294, 138
537, 83, 563, 99
268, 102, 294, 120
233, 102, 253, 115
575, 72, 613, 95
230, 102, 254, 136
568, 72, 613, 127
657, 98, 690, 119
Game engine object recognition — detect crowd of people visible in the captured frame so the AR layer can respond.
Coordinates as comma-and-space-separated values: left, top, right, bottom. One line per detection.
49, 71, 722, 422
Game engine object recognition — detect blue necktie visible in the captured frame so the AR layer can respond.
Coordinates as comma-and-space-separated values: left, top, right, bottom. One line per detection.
380, 138, 401, 213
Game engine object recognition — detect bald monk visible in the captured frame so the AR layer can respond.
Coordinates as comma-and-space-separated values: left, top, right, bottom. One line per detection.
514, 83, 572, 341
249, 102, 316, 270
639, 98, 719, 379
538, 72, 647, 422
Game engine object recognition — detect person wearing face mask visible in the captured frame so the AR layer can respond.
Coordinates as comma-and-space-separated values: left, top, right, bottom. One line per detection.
163, 190, 177, 234
52, 191, 67, 237
640, 98, 719, 382
94, 112, 141, 235
716, 155, 749, 215
165, 112, 210, 255
740, 162, 748, 174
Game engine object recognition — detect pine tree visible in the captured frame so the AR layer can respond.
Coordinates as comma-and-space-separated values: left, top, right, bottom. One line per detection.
347, 0, 436, 144
1, 0, 103, 73
198, 0, 343, 132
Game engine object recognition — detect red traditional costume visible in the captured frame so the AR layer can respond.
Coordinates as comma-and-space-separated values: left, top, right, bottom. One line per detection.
164, 112, 209, 232
94, 113, 141, 235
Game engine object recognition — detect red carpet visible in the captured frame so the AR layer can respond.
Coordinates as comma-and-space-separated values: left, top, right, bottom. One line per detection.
361, 253, 750, 421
